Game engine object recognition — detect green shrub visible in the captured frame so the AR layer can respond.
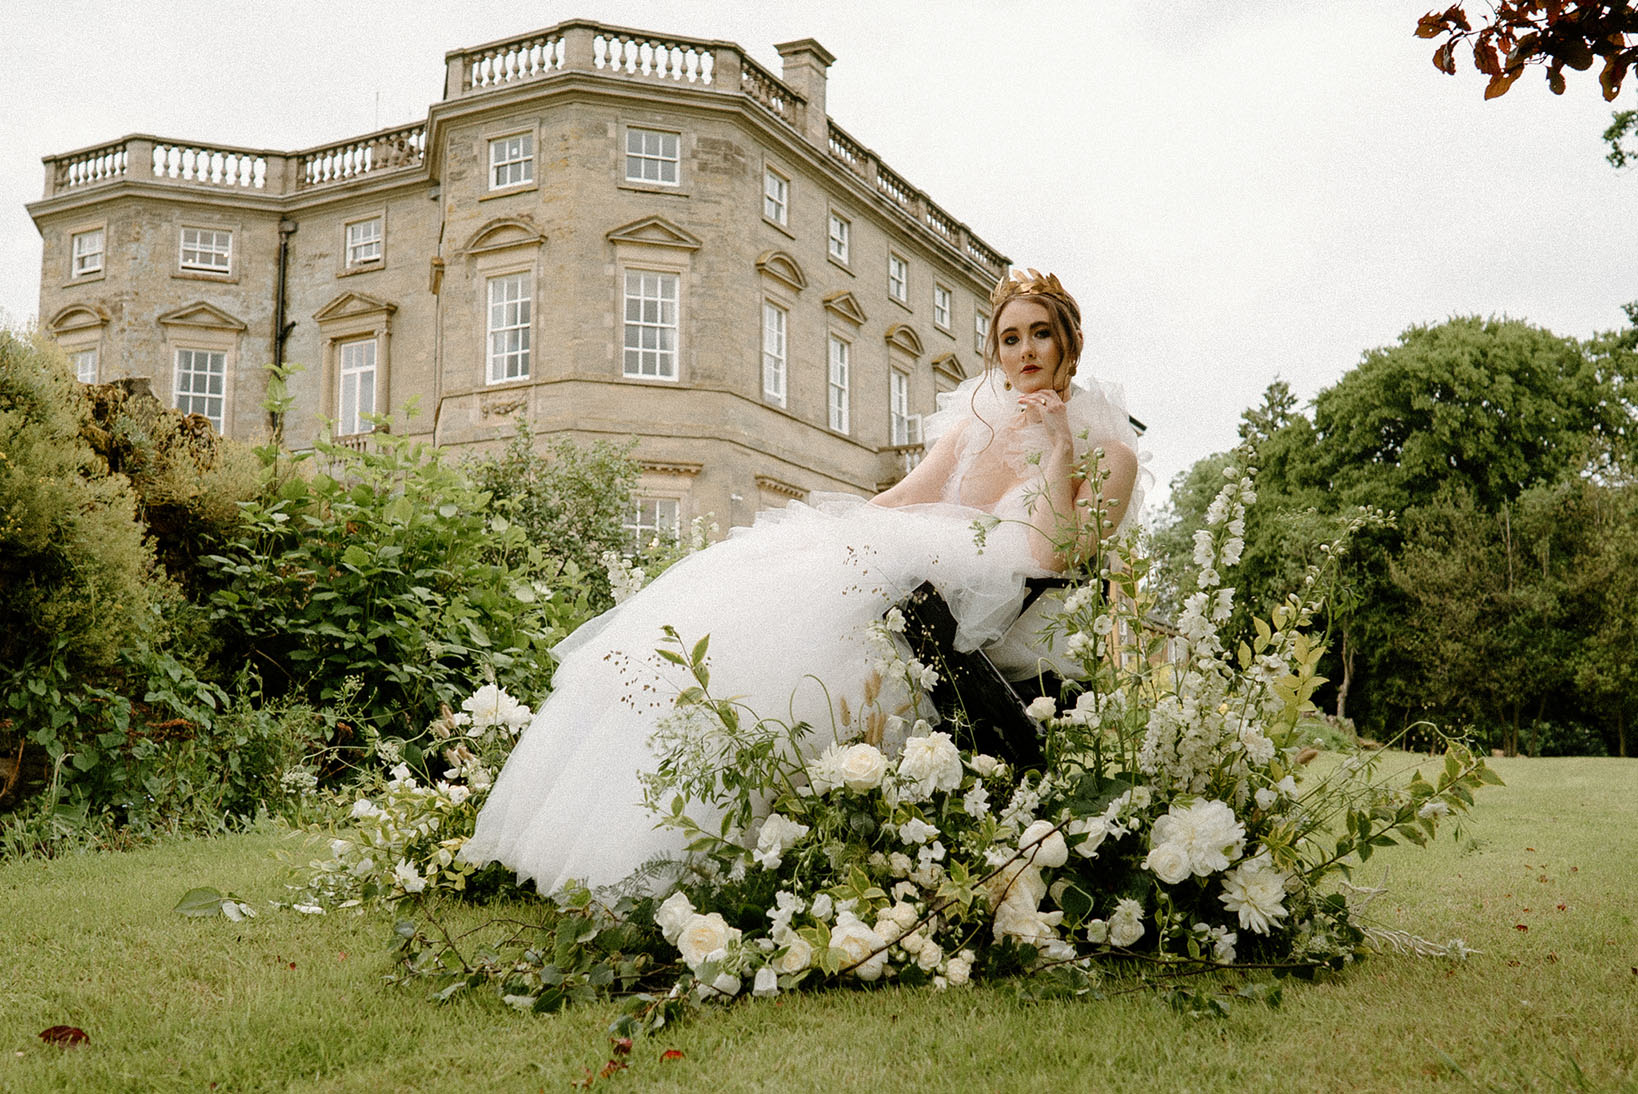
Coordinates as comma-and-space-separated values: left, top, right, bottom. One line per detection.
0, 331, 162, 678
201, 432, 594, 745
466, 420, 641, 610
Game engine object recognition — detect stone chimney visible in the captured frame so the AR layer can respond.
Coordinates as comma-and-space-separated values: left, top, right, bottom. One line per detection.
774, 38, 836, 148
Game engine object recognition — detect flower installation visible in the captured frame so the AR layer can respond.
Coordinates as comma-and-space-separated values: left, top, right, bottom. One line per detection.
293, 452, 1498, 1027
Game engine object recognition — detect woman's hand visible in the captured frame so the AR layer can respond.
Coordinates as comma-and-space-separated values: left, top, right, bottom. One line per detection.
1016, 388, 1076, 465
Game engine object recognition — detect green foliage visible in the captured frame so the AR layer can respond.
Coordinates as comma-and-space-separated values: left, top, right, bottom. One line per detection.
1155, 315, 1638, 746
466, 420, 642, 610
0, 331, 162, 678
201, 432, 592, 741
77, 376, 261, 592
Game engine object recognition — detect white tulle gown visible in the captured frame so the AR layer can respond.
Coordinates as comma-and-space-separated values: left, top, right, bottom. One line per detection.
463, 371, 1143, 894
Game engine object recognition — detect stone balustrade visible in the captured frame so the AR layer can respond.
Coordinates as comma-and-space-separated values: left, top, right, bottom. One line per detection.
825, 121, 1007, 278
39, 18, 1006, 276
43, 124, 428, 199
297, 123, 428, 190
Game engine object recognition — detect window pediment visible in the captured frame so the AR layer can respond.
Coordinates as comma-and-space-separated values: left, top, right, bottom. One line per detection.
606, 216, 702, 252
157, 301, 246, 332
754, 249, 807, 293
823, 290, 867, 326
48, 303, 110, 334
931, 352, 967, 382
459, 216, 547, 258
314, 291, 398, 325
884, 323, 924, 358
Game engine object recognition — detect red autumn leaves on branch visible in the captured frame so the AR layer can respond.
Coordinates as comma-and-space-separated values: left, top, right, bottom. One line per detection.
1418, 2, 1638, 99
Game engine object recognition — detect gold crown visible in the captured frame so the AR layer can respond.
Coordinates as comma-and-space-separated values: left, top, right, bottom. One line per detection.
989, 268, 1079, 326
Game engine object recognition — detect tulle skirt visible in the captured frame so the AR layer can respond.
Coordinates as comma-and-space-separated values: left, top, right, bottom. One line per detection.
462, 492, 1044, 893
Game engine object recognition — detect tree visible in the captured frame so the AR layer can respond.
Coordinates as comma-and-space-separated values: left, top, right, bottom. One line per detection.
1417, 2, 1638, 100
1415, 3, 1638, 164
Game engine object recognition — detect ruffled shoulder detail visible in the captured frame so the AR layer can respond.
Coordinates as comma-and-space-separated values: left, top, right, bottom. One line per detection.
922, 371, 1150, 528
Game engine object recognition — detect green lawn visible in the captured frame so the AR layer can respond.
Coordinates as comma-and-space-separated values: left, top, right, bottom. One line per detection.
3, 755, 1635, 1093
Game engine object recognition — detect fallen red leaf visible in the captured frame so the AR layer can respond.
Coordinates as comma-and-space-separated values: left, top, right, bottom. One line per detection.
610, 1037, 633, 1057
662, 1049, 685, 1061
39, 1026, 88, 1047
598, 1058, 627, 1079
1515, 923, 1529, 932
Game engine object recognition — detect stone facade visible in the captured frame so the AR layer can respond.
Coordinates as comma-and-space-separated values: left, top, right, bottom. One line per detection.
29, 22, 1009, 533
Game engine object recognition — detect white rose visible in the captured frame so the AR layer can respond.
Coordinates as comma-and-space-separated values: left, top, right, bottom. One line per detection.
775, 934, 813, 973
676, 912, 739, 971
1019, 820, 1068, 869
916, 937, 943, 970
1143, 840, 1192, 886
838, 743, 888, 793
887, 852, 913, 877
655, 891, 696, 944
898, 732, 964, 795
968, 753, 999, 777
1025, 696, 1056, 721
829, 912, 889, 981
752, 965, 779, 998
945, 950, 973, 986
753, 812, 811, 870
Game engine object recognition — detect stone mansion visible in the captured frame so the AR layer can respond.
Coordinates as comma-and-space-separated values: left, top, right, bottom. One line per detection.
28, 20, 1012, 537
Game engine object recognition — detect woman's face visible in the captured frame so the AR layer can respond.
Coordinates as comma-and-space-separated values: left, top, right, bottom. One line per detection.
995, 298, 1065, 396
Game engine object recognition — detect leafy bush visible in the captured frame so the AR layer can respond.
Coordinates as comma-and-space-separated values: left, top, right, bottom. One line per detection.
201, 433, 594, 745
0, 331, 162, 679
467, 420, 641, 610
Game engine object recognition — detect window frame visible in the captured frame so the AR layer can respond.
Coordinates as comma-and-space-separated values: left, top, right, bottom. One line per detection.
974, 309, 991, 354
624, 126, 682, 188
624, 496, 681, 552
761, 299, 788, 406
488, 131, 535, 191
622, 268, 681, 382
763, 165, 789, 226
888, 253, 909, 305
70, 347, 99, 383
172, 346, 228, 431
933, 283, 953, 331
890, 368, 915, 445
70, 227, 104, 279
827, 334, 851, 434
343, 215, 384, 270
178, 226, 233, 274
485, 271, 533, 384
336, 336, 378, 436
827, 211, 851, 266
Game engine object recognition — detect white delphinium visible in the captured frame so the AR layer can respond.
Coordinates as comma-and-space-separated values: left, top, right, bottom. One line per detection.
898, 816, 940, 845
602, 549, 648, 604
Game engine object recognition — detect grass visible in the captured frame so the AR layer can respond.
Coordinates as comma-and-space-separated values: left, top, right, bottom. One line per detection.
2, 755, 1635, 1093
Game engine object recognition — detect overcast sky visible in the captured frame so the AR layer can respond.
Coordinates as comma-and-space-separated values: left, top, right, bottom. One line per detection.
3, 1, 1633, 504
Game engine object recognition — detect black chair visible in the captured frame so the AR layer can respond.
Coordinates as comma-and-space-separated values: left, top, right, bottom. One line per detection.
894, 577, 1072, 769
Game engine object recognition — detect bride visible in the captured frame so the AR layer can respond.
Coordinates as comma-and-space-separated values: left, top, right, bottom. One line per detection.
463, 269, 1142, 894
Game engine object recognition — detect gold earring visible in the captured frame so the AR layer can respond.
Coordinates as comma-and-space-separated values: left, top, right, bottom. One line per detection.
1004, 380, 1012, 390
